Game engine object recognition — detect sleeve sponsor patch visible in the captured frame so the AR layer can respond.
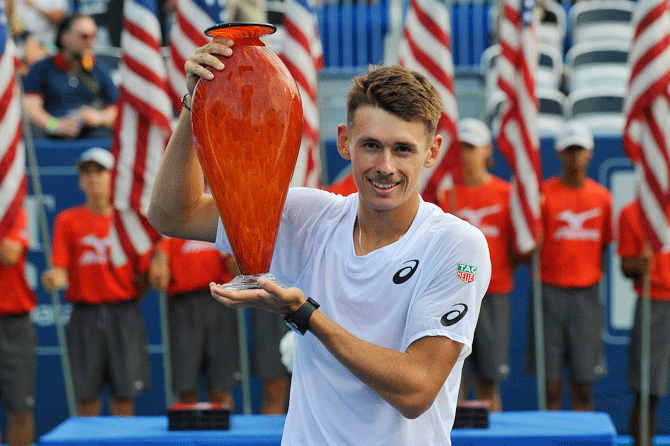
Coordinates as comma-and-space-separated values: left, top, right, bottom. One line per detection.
456, 263, 477, 284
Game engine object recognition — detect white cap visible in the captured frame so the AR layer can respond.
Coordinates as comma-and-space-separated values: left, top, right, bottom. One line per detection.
77, 147, 114, 171
458, 118, 492, 147
555, 120, 594, 152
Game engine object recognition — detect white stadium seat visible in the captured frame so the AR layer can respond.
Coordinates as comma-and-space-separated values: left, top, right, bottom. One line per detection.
565, 40, 630, 93
565, 86, 627, 136
569, 0, 634, 45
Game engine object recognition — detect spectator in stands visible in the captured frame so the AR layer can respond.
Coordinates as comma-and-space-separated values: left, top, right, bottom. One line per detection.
71, 0, 123, 47
227, 0, 267, 23
617, 201, 670, 446
13, 0, 68, 67
148, 237, 241, 408
22, 13, 118, 140
525, 120, 612, 411
0, 206, 37, 446
41, 147, 152, 416
438, 118, 518, 412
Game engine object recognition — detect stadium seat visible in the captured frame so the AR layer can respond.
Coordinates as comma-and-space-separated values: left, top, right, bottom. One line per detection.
482, 43, 563, 104
569, 0, 634, 46
537, 44, 564, 91
485, 88, 564, 139
538, 0, 567, 51
565, 40, 630, 93
94, 45, 123, 86
565, 86, 626, 136
484, 89, 505, 137
538, 88, 566, 137
481, 44, 501, 105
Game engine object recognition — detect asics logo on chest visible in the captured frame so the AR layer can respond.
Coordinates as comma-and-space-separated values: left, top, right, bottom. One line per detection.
393, 260, 419, 284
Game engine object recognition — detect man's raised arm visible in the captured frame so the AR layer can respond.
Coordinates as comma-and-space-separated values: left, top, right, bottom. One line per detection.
148, 40, 234, 242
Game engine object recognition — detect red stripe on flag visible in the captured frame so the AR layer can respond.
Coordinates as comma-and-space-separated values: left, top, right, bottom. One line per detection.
411, 0, 450, 51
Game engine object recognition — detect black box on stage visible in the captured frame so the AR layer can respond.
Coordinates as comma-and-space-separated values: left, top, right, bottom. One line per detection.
167, 402, 232, 431
453, 400, 490, 429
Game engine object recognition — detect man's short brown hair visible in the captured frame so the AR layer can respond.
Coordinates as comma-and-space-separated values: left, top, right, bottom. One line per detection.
346, 65, 443, 137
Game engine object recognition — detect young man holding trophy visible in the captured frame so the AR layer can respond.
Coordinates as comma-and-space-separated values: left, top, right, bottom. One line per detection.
149, 35, 490, 445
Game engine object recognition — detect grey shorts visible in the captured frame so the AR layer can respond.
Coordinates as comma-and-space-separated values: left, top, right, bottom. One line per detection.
67, 301, 152, 401
249, 309, 290, 380
627, 298, 670, 397
0, 314, 36, 412
169, 289, 241, 393
464, 293, 511, 382
525, 283, 607, 383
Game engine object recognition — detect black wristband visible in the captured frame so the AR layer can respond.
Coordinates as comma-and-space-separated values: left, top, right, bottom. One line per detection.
284, 297, 320, 335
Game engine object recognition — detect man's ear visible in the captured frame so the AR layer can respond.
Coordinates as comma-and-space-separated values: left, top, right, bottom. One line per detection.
337, 124, 351, 160
424, 134, 442, 168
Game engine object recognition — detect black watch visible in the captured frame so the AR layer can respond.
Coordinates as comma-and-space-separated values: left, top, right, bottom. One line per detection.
284, 297, 320, 335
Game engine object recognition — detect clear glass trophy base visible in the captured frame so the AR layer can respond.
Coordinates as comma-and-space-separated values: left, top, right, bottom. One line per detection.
220, 273, 277, 291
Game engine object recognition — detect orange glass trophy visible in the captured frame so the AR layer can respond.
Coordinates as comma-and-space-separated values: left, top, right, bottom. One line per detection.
191, 23, 303, 290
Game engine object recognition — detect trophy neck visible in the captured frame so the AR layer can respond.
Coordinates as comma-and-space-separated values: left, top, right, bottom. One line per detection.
205, 23, 277, 43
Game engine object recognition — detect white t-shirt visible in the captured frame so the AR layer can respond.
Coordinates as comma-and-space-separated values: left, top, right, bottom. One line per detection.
16, 0, 67, 45
216, 188, 491, 446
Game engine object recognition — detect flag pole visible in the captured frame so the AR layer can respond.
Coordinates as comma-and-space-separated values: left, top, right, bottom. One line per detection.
532, 249, 546, 410
639, 264, 652, 446
18, 78, 77, 417
158, 289, 173, 407
237, 308, 252, 414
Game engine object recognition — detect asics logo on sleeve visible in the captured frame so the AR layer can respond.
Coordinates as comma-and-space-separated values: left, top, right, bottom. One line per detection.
393, 260, 419, 284
441, 303, 468, 326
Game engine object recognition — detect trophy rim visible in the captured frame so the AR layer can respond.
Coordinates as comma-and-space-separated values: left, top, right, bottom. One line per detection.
205, 22, 277, 38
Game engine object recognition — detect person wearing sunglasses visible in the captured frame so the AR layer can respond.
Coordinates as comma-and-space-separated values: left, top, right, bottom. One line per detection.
22, 13, 118, 139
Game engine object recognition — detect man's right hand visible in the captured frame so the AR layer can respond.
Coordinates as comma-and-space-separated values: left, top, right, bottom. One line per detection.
184, 39, 234, 96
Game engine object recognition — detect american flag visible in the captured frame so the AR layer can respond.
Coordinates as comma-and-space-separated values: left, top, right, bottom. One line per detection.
109, 0, 173, 266
167, 0, 227, 111
397, 0, 460, 204
0, 4, 26, 240
280, 0, 324, 188
623, 0, 670, 251
496, 0, 541, 253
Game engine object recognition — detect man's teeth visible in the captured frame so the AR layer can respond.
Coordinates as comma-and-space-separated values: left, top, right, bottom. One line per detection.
372, 181, 394, 189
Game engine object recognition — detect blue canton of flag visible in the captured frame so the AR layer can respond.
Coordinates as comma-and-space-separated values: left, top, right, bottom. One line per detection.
0, 6, 6, 54
196, 0, 227, 22
522, 0, 535, 26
